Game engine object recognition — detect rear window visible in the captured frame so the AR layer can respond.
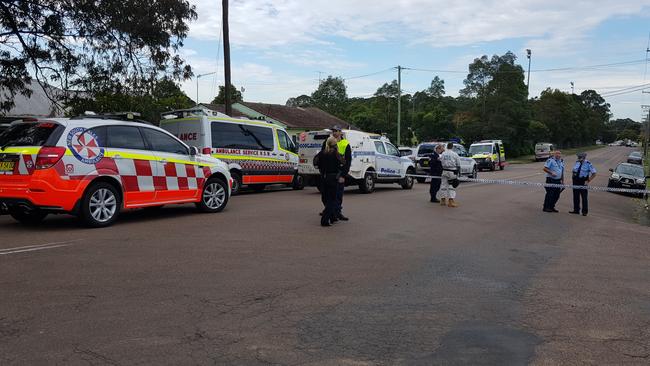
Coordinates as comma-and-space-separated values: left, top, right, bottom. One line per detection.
418, 144, 436, 156
211, 122, 273, 151
0, 122, 61, 148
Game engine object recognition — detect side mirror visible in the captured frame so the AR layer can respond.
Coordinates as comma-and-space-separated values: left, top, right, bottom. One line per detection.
189, 146, 199, 156
609, 168, 613, 172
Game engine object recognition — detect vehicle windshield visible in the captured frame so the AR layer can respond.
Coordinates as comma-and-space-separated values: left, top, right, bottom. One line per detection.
629, 152, 641, 157
417, 144, 437, 156
469, 144, 492, 154
399, 149, 413, 156
0, 122, 60, 148
615, 164, 644, 177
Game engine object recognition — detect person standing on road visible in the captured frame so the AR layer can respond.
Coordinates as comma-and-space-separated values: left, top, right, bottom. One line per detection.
569, 152, 596, 216
542, 150, 565, 213
439, 142, 461, 207
319, 137, 344, 227
428, 144, 444, 203
329, 125, 352, 221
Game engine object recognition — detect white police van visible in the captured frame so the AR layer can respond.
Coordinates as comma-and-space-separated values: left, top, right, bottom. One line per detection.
160, 108, 301, 194
298, 129, 415, 193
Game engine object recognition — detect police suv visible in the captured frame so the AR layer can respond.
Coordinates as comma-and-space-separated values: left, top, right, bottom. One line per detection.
298, 129, 416, 193
160, 108, 301, 195
0, 114, 231, 227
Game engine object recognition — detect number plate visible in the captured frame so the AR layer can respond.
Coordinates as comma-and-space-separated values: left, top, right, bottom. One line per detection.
421, 160, 429, 166
0, 161, 15, 172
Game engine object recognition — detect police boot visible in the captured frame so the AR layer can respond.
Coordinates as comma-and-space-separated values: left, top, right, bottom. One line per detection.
447, 199, 458, 208
440, 198, 446, 206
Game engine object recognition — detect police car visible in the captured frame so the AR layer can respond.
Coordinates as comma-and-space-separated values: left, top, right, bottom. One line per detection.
0, 114, 232, 227
298, 129, 416, 193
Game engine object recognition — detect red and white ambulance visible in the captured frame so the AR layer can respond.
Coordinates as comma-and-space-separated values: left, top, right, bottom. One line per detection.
0, 114, 232, 227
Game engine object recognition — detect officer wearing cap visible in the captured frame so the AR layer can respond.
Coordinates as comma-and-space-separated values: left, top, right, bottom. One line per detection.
542, 150, 564, 212
320, 125, 352, 220
569, 152, 596, 216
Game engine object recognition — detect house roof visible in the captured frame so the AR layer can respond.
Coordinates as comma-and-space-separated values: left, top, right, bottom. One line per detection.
239, 102, 355, 130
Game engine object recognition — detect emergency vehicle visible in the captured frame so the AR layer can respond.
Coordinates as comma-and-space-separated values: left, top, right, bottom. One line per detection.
534, 142, 555, 161
297, 129, 416, 193
160, 108, 301, 195
414, 142, 478, 183
0, 114, 232, 227
469, 140, 506, 171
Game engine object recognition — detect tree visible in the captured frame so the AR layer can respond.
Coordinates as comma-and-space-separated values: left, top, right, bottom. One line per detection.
0, 0, 196, 112
212, 84, 243, 105
426, 76, 445, 98
311, 76, 348, 118
375, 80, 400, 98
286, 94, 313, 107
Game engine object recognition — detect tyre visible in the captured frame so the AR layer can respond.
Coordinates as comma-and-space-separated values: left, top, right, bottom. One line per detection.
10, 208, 48, 225
80, 182, 121, 228
401, 170, 414, 189
230, 171, 242, 195
196, 178, 229, 213
359, 170, 375, 194
490, 162, 496, 171
292, 175, 305, 190
471, 166, 478, 179
416, 177, 426, 184
251, 184, 266, 192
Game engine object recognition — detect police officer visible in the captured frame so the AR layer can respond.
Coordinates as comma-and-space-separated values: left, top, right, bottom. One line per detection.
569, 152, 596, 216
428, 144, 444, 203
542, 150, 564, 213
439, 142, 461, 207
320, 125, 352, 221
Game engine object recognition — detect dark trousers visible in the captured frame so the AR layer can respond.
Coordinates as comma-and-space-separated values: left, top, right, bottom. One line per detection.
543, 177, 562, 210
429, 174, 441, 201
321, 174, 338, 225
336, 181, 345, 214
572, 179, 588, 214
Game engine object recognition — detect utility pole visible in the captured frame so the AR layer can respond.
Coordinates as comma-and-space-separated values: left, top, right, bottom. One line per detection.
196, 72, 217, 105
570, 81, 575, 94
526, 49, 531, 95
222, 0, 232, 116
642, 101, 649, 157
397, 65, 402, 145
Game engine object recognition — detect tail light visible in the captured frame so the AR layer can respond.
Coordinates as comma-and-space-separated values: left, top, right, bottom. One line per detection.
202, 147, 212, 155
36, 146, 66, 169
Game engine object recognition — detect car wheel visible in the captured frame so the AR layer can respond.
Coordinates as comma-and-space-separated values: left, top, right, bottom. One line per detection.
359, 171, 375, 194
10, 208, 48, 225
401, 170, 414, 189
490, 162, 496, 171
471, 166, 478, 179
80, 182, 121, 228
230, 171, 242, 195
416, 177, 426, 184
292, 175, 305, 190
196, 178, 229, 213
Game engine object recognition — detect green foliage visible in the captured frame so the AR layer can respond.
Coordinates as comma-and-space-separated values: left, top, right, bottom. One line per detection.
0, 0, 197, 113
65, 79, 193, 123
211, 84, 243, 105
286, 95, 313, 107
311, 76, 348, 118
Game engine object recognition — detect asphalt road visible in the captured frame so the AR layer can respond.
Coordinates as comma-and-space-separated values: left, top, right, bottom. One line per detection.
1, 146, 649, 365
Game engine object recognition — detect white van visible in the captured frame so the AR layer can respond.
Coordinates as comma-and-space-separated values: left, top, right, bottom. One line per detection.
297, 129, 416, 193
534, 142, 555, 161
160, 108, 300, 194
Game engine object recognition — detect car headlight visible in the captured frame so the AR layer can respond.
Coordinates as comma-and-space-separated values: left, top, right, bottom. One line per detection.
636, 178, 645, 184
611, 173, 620, 179
486, 156, 492, 161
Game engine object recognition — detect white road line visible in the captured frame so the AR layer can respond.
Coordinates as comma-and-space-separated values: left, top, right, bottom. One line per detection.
0, 239, 83, 256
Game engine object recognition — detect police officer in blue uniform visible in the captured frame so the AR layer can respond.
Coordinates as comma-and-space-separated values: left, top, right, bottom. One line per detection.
569, 152, 596, 216
542, 150, 564, 212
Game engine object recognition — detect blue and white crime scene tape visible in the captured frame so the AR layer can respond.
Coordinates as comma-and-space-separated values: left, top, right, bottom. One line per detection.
374, 171, 650, 195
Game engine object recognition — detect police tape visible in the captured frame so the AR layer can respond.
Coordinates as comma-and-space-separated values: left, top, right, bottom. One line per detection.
369, 171, 650, 195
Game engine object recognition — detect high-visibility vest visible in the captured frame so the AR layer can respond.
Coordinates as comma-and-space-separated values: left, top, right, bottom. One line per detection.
337, 139, 349, 155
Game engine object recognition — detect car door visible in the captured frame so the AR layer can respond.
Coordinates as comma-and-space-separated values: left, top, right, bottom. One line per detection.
140, 127, 200, 202
104, 125, 156, 206
275, 129, 298, 183
383, 142, 403, 177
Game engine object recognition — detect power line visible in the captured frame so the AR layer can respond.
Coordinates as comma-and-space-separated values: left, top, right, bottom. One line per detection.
600, 82, 650, 97
342, 68, 394, 81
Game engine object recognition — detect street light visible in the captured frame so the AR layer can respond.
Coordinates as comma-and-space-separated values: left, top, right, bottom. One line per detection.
196, 72, 217, 106
526, 49, 531, 94
570, 81, 575, 94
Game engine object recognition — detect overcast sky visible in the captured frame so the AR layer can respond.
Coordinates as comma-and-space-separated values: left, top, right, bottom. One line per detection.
181, 0, 650, 121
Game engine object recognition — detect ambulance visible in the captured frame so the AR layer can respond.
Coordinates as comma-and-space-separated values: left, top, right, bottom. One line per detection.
0, 114, 232, 227
298, 129, 416, 193
160, 108, 301, 195
469, 140, 506, 171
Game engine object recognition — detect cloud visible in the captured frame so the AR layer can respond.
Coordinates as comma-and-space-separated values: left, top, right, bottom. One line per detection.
188, 0, 649, 51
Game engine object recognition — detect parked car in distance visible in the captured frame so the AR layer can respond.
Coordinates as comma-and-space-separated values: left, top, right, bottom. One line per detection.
627, 151, 643, 165
398, 147, 417, 163
608, 163, 648, 197
414, 142, 478, 183
534, 142, 555, 161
